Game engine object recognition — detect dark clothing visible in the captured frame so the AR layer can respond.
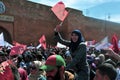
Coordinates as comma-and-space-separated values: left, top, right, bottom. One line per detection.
54, 32, 90, 80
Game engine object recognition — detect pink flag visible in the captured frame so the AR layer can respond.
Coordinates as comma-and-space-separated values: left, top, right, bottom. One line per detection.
51, 1, 68, 21
39, 35, 46, 50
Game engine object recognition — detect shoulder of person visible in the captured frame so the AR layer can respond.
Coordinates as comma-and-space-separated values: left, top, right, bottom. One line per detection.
79, 42, 86, 46
76, 42, 86, 49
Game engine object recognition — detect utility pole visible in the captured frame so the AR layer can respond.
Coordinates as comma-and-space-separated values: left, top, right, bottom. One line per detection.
104, 13, 111, 36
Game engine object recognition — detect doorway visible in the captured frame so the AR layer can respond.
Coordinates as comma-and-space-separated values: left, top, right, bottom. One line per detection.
0, 26, 12, 44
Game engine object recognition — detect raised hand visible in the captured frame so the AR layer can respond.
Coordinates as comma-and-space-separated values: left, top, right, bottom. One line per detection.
54, 24, 61, 32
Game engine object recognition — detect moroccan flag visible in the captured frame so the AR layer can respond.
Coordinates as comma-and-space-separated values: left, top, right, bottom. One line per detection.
12, 41, 26, 50
39, 35, 46, 50
51, 1, 68, 21
111, 34, 119, 53
10, 41, 27, 56
10, 45, 26, 56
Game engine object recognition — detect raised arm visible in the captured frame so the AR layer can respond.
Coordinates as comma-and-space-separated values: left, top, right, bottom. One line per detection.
54, 25, 70, 46
105, 48, 120, 61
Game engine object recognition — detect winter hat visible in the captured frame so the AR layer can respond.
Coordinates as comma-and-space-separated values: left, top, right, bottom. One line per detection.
40, 55, 66, 71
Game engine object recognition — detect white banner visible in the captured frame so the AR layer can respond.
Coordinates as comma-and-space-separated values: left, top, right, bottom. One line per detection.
57, 42, 66, 48
0, 32, 5, 46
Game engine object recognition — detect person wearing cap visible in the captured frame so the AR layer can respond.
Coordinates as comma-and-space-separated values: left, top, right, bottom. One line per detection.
54, 25, 90, 80
40, 54, 66, 80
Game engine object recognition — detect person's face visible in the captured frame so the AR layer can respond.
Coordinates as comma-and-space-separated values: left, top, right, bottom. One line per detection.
46, 67, 58, 80
94, 70, 107, 80
71, 33, 79, 42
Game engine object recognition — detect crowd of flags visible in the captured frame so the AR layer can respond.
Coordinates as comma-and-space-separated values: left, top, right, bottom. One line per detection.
0, 33, 47, 56
0, 31, 120, 55
86, 34, 120, 54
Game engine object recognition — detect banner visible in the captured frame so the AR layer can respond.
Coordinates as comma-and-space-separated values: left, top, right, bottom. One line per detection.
95, 36, 110, 50
0, 32, 5, 46
56, 42, 66, 48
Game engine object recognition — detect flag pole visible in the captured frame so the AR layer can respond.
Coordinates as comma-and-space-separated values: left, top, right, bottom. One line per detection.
59, 21, 63, 26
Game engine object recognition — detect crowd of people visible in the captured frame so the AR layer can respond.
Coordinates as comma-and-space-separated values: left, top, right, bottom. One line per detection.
0, 25, 120, 80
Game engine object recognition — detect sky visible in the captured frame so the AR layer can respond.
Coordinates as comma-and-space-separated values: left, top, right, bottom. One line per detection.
28, 0, 120, 23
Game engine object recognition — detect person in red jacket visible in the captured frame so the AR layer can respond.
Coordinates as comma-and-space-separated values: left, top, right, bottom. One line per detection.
0, 50, 20, 80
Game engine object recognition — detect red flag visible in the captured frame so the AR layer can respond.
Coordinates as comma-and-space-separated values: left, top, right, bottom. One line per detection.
12, 41, 21, 46
39, 35, 46, 50
10, 42, 27, 56
51, 1, 68, 21
111, 34, 119, 54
